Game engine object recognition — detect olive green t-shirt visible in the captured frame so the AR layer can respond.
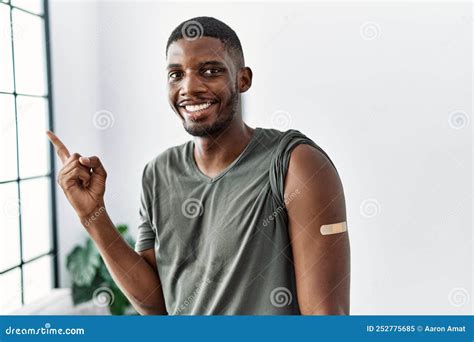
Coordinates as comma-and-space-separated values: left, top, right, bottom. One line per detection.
134, 128, 336, 315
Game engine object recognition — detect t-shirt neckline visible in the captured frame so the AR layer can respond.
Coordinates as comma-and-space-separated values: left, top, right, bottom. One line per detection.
188, 127, 262, 184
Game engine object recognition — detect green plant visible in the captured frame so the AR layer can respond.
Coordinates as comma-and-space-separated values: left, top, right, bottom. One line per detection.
66, 224, 136, 315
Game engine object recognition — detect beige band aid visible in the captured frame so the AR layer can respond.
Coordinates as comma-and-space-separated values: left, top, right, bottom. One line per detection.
320, 221, 347, 235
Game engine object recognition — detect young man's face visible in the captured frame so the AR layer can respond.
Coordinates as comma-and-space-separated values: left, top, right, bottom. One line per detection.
166, 37, 242, 137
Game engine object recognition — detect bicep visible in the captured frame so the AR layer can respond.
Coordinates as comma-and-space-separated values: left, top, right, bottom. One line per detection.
285, 144, 350, 315
137, 247, 168, 315
139, 247, 158, 272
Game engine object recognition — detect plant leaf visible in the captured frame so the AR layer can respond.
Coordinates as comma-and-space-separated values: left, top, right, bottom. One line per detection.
98, 261, 113, 283
117, 224, 128, 235
67, 239, 100, 287
124, 235, 135, 247
108, 285, 129, 315
71, 272, 104, 305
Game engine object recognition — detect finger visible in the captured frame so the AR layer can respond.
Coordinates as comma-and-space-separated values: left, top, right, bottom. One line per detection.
59, 159, 91, 180
79, 156, 107, 177
64, 167, 91, 182
63, 153, 82, 167
61, 166, 91, 188
46, 130, 71, 164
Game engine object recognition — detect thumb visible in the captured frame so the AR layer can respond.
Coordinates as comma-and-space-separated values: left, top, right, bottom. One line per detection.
79, 156, 90, 165
79, 156, 107, 177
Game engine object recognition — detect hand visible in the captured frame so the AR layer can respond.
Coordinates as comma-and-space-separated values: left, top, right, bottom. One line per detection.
46, 130, 107, 222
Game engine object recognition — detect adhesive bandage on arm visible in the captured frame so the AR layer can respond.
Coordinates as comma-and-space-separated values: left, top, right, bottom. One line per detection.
320, 221, 348, 235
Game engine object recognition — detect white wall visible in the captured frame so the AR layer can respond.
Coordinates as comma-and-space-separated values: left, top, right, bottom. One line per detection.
49, 0, 472, 314
49, 0, 101, 288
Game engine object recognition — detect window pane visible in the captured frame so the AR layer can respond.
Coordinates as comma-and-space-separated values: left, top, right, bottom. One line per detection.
12, 9, 46, 95
0, 182, 21, 271
20, 177, 51, 261
23, 254, 52, 304
0, 4, 14, 92
0, 94, 18, 181
17, 96, 50, 178
11, 0, 43, 15
0, 268, 22, 313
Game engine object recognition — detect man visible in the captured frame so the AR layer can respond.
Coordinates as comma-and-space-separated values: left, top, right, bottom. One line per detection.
47, 16, 350, 315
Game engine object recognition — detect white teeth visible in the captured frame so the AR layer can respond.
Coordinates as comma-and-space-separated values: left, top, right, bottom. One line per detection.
185, 102, 212, 112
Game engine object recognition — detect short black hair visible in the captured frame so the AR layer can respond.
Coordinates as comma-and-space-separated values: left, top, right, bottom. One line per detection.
166, 16, 245, 68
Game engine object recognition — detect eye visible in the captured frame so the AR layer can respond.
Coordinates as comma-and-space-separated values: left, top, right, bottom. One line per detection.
202, 68, 222, 76
168, 71, 183, 80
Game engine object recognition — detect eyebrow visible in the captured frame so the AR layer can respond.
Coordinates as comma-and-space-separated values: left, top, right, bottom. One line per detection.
166, 60, 227, 70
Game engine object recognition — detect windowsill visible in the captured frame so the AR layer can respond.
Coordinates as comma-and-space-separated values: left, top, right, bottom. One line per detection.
10, 288, 111, 315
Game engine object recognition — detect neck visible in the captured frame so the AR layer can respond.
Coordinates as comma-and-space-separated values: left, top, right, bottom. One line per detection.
193, 119, 255, 179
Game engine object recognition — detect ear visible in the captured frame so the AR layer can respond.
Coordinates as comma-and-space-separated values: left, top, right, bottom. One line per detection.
238, 67, 253, 93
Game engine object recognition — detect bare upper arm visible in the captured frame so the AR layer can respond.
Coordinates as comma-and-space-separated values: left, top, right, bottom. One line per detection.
136, 247, 168, 315
285, 143, 350, 315
139, 247, 158, 271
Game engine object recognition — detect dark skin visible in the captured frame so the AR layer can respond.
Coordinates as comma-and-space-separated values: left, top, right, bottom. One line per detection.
167, 37, 254, 178
286, 145, 350, 314
167, 37, 350, 314
46, 35, 350, 315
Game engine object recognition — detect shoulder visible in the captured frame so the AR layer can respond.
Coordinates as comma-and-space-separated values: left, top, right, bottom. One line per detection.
285, 141, 346, 223
289, 143, 334, 175
142, 140, 191, 180
285, 141, 343, 202
256, 127, 287, 148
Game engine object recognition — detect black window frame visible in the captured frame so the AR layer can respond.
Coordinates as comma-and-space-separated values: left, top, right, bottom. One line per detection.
0, 0, 59, 308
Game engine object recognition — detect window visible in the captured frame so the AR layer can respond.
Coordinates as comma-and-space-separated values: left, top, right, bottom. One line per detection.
0, 0, 57, 313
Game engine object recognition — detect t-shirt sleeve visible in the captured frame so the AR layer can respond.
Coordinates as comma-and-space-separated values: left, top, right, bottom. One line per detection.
269, 129, 339, 211
134, 163, 157, 253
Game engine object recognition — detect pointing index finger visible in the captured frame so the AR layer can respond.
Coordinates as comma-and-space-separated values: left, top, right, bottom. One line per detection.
46, 130, 71, 164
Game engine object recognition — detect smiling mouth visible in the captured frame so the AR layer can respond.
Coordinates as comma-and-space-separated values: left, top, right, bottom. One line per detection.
179, 101, 218, 120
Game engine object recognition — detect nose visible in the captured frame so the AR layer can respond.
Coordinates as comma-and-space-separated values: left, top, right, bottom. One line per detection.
179, 72, 207, 97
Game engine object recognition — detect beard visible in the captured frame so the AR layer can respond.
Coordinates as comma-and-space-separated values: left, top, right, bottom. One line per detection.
183, 91, 239, 138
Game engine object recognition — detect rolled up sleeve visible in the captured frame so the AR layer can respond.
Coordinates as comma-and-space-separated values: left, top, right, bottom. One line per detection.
134, 163, 156, 253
